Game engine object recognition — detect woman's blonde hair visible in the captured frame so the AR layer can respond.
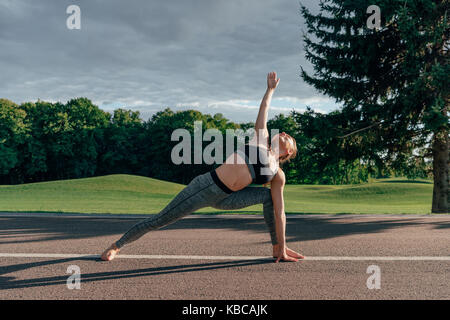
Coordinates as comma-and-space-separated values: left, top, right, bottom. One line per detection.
263, 134, 297, 187
278, 134, 297, 165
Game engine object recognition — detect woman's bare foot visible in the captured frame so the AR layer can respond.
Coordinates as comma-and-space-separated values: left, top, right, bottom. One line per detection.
101, 243, 120, 261
272, 244, 305, 259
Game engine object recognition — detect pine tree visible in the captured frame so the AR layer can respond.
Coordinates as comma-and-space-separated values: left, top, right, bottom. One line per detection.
300, 0, 449, 212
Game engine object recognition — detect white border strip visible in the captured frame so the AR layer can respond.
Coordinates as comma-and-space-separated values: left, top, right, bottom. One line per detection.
0, 253, 449, 261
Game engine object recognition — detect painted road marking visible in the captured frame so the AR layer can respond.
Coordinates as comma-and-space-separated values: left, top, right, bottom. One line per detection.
0, 253, 449, 261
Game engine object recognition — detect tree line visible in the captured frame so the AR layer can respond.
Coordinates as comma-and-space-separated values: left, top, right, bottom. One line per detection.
0, 97, 430, 187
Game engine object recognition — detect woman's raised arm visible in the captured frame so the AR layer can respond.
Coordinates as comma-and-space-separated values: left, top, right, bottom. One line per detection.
253, 72, 280, 144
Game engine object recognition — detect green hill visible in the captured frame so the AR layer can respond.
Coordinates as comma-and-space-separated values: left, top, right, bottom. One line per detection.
0, 174, 434, 215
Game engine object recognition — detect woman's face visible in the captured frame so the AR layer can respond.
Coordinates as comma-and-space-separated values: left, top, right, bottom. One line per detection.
271, 132, 293, 158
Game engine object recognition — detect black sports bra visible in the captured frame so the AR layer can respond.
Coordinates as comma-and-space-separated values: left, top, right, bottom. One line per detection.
236, 143, 279, 184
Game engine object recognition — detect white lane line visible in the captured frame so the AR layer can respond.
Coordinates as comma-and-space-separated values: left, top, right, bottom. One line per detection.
0, 253, 449, 261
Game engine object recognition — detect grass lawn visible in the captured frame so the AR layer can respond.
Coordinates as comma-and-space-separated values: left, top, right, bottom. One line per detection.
0, 174, 434, 215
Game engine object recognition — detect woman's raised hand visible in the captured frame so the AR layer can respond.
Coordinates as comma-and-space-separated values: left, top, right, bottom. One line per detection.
267, 71, 280, 90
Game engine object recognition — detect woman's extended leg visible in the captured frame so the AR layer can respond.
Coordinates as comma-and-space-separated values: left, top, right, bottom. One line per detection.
211, 186, 278, 245
101, 172, 230, 260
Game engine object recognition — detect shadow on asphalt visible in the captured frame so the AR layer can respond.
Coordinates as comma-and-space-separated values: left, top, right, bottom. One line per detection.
0, 258, 272, 290
0, 215, 447, 247
0, 214, 447, 290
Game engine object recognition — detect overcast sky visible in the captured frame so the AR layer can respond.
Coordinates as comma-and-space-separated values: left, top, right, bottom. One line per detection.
0, 0, 340, 123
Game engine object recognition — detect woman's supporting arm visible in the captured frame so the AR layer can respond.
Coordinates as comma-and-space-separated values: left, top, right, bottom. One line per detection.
270, 168, 298, 262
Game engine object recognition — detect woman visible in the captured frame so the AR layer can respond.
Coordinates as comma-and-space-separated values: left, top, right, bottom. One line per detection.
101, 72, 304, 263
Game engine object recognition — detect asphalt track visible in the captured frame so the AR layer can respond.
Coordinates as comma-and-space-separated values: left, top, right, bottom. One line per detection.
0, 213, 449, 300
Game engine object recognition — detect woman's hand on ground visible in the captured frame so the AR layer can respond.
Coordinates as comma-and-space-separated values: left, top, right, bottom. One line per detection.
285, 247, 305, 259
274, 245, 299, 263
267, 71, 280, 90
273, 244, 305, 261
275, 248, 299, 263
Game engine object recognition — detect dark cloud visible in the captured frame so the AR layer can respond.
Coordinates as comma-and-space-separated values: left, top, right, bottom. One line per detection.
0, 0, 336, 122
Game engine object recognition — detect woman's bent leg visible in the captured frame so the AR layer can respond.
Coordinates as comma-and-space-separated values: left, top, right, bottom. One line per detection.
115, 172, 228, 248
211, 186, 277, 245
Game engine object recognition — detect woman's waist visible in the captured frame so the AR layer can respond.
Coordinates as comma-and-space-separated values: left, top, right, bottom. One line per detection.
214, 164, 253, 191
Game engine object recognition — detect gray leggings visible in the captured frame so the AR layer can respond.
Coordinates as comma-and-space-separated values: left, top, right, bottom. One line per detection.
115, 170, 277, 248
